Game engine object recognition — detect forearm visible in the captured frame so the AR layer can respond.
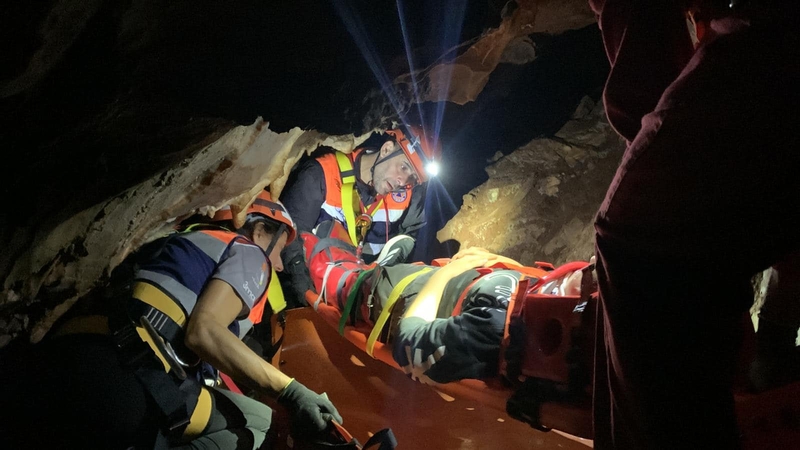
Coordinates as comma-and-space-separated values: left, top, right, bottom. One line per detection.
186, 318, 291, 397
404, 254, 490, 321
402, 269, 451, 322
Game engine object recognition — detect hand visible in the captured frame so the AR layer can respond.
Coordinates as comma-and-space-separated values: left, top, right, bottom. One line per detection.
441, 254, 490, 276
278, 379, 343, 435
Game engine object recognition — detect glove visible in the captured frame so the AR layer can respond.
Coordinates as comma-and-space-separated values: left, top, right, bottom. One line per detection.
280, 256, 314, 308
278, 379, 343, 435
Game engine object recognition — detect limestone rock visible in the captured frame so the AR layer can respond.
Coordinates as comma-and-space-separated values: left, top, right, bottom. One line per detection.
438, 97, 625, 266
393, 0, 595, 106
1, 121, 360, 343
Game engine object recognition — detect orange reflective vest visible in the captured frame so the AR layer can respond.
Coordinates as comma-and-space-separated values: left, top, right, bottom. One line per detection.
317, 150, 413, 258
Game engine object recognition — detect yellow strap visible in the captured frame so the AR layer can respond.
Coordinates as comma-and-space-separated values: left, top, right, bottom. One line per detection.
335, 152, 360, 246
366, 267, 433, 357
132, 281, 187, 326
267, 267, 286, 313
183, 387, 214, 439
135, 325, 171, 372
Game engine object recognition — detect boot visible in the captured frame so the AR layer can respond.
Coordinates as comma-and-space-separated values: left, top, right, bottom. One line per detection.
374, 234, 416, 267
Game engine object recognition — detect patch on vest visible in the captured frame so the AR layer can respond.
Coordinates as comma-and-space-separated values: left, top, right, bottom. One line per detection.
391, 190, 407, 202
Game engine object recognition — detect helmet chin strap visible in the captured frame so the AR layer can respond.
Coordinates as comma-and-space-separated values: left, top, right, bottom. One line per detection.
264, 223, 287, 258
368, 149, 404, 185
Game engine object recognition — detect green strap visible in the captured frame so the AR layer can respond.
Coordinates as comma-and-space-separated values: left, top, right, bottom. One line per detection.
366, 267, 432, 357
338, 269, 375, 335
334, 152, 360, 246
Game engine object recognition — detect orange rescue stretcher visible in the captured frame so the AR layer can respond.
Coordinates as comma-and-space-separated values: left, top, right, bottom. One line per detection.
263, 261, 800, 450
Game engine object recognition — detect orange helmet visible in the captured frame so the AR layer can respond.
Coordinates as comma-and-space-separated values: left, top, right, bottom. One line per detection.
213, 191, 297, 244
384, 126, 440, 183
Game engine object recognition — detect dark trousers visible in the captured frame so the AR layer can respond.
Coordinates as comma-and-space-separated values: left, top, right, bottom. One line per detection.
0, 334, 271, 449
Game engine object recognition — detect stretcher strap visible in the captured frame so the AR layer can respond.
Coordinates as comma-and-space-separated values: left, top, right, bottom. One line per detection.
335, 152, 360, 246
366, 268, 432, 357
338, 269, 376, 335
313, 263, 339, 311
449, 275, 484, 317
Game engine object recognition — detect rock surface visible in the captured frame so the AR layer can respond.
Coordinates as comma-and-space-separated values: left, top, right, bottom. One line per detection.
438, 96, 625, 266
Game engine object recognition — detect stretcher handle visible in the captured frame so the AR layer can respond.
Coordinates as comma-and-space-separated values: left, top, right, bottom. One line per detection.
529, 261, 591, 292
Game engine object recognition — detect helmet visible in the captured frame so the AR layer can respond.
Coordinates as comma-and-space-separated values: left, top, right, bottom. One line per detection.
384, 126, 440, 183
213, 191, 297, 244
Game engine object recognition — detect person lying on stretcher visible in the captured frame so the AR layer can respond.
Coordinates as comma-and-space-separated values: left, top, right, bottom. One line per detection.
303, 231, 588, 385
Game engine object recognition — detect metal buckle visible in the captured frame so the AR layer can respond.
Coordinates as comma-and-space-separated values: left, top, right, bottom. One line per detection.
139, 315, 188, 381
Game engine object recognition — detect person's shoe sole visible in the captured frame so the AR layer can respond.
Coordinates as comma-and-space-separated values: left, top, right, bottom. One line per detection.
376, 234, 415, 266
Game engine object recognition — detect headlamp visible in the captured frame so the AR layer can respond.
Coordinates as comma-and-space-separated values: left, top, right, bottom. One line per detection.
425, 161, 440, 177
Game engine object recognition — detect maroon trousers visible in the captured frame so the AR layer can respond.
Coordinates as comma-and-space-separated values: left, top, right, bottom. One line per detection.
590, 3, 800, 448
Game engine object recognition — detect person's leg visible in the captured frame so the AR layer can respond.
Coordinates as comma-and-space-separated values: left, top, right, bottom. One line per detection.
594, 239, 747, 449
178, 387, 272, 450
593, 21, 800, 449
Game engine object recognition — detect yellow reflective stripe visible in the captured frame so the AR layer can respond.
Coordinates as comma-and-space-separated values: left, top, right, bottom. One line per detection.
132, 281, 187, 327
268, 267, 286, 313
335, 152, 360, 246
366, 267, 433, 357
183, 387, 213, 439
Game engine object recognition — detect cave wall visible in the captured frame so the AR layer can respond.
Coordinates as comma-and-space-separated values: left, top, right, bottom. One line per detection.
438, 96, 624, 266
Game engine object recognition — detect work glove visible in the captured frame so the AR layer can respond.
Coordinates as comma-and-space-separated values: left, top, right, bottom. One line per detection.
280, 256, 314, 308
278, 379, 343, 435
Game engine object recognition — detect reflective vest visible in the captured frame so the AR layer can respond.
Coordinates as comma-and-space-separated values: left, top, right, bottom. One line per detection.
133, 229, 270, 340
316, 150, 413, 258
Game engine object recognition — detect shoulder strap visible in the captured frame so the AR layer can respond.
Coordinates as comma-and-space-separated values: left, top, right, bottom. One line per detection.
334, 152, 361, 246
248, 267, 286, 326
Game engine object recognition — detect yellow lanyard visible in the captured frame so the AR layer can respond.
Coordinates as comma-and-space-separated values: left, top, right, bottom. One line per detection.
365, 268, 433, 357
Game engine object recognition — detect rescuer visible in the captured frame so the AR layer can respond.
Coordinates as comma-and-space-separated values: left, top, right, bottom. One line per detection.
588, 0, 800, 448
279, 126, 439, 307
0, 191, 341, 449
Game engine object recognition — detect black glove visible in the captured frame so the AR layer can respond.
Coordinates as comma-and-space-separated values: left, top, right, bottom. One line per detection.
278, 379, 343, 435
280, 255, 314, 308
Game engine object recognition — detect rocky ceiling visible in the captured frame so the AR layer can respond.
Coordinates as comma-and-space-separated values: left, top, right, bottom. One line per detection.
0, 0, 611, 345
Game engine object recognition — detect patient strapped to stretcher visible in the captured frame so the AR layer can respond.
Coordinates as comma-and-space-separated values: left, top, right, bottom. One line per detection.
302, 227, 593, 386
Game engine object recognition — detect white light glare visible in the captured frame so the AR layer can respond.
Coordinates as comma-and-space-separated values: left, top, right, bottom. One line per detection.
426, 161, 440, 177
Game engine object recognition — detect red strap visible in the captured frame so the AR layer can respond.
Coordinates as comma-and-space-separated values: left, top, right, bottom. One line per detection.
219, 372, 243, 395
364, 195, 384, 216
450, 268, 492, 317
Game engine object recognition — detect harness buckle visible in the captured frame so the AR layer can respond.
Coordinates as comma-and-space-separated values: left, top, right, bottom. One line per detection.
111, 321, 152, 369
140, 315, 189, 381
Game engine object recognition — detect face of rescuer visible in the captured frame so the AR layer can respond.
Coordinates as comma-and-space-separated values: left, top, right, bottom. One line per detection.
371, 140, 420, 195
